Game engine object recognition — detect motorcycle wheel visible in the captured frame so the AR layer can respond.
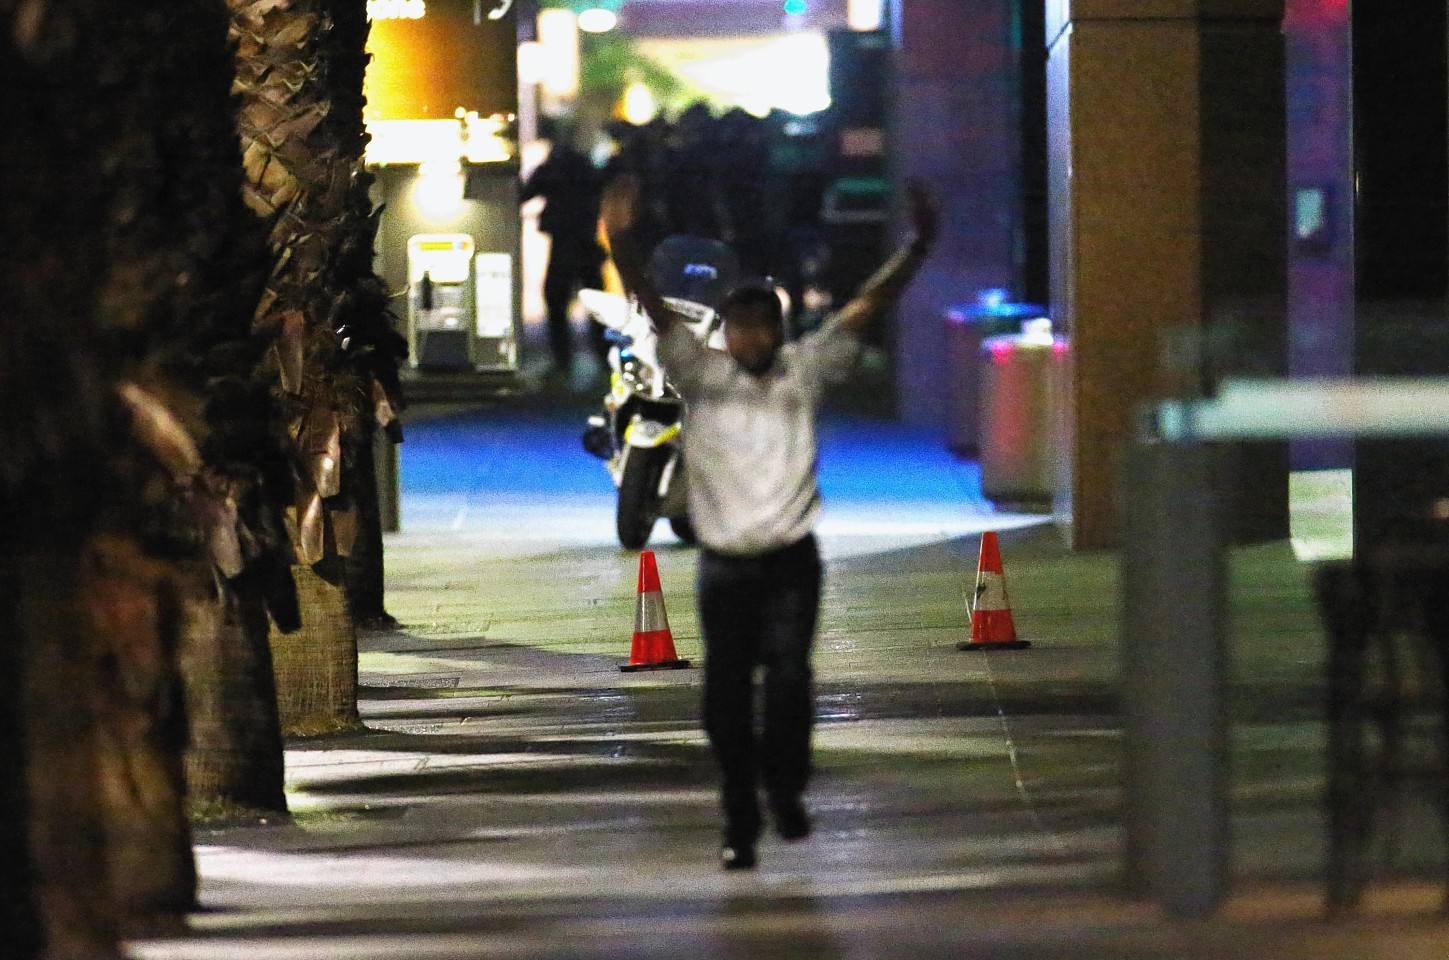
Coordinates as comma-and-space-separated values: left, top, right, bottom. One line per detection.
617, 448, 664, 549
669, 515, 697, 545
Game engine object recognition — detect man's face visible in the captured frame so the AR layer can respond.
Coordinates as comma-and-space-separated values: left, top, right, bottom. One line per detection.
723, 303, 783, 376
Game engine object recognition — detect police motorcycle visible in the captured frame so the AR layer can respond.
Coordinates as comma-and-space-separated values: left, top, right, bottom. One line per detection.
581, 236, 739, 549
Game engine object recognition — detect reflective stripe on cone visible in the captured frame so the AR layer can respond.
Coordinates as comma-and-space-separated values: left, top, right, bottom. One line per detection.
622, 550, 692, 671
958, 531, 1030, 651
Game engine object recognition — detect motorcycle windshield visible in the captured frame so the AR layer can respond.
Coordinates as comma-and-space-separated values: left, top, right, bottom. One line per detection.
647, 236, 741, 314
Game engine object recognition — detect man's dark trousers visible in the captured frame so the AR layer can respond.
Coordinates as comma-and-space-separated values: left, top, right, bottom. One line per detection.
697, 534, 821, 846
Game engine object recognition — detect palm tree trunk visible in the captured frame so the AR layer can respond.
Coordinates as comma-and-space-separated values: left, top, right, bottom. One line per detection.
233, 0, 362, 737
230, 0, 405, 735
82, 533, 197, 933
5, 0, 296, 947
20, 552, 123, 959
145, 0, 296, 816
180, 568, 288, 816
81, 0, 296, 923
0, 581, 43, 960
272, 558, 362, 734
2, 0, 190, 952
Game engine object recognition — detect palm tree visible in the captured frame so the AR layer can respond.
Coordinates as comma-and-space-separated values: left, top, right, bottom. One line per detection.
152, 5, 294, 823
0, 589, 40, 957
79, 0, 321, 926
1, 0, 306, 949
2, 2, 167, 949
229, 0, 405, 735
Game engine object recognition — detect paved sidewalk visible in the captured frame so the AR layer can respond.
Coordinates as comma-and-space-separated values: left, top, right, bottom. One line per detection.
127, 406, 1449, 959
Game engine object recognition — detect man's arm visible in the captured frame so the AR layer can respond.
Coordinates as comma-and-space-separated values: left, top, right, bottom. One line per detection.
834, 179, 939, 337
600, 174, 681, 337
519, 153, 551, 204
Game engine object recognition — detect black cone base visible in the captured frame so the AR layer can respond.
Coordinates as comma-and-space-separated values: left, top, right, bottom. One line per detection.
956, 640, 1031, 651
620, 658, 693, 672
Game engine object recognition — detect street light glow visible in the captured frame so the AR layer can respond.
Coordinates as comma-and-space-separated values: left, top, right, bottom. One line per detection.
536, 8, 581, 99
848, 0, 883, 31
621, 81, 658, 124
577, 7, 618, 33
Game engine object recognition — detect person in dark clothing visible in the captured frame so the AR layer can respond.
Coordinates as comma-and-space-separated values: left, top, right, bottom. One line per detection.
663, 102, 726, 241
717, 108, 774, 279
522, 133, 606, 375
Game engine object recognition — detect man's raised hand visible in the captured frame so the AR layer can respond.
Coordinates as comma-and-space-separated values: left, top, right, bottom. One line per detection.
598, 174, 677, 336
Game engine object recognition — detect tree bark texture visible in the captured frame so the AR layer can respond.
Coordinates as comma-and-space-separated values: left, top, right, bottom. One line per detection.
19, 554, 123, 959
1, 0, 300, 948
3, 2, 161, 953
229, 0, 405, 735
179, 570, 288, 816
81, 533, 197, 931
0, 582, 44, 959
81, 0, 297, 892
271, 557, 362, 736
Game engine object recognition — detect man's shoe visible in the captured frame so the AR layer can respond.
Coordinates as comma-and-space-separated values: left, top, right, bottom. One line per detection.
772, 798, 811, 841
720, 843, 757, 871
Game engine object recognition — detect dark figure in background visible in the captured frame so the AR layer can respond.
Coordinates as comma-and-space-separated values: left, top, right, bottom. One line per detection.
522, 132, 606, 375
664, 102, 726, 241
717, 108, 774, 280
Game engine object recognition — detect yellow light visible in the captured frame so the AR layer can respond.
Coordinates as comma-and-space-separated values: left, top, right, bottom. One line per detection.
368, 0, 426, 21
577, 7, 617, 33
848, 0, 882, 31
621, 82, 657, 125
418, 159, 463, 179
414, 160, 466, 218
517, 40, 546, 86
366, 118, 512, 165
536, 9, 580, 100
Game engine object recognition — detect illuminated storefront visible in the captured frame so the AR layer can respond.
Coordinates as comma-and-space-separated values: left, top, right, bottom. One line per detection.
364, 0, 522, 381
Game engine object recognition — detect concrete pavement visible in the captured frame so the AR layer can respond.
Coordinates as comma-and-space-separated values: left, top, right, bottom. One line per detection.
127, 403, 1449, 959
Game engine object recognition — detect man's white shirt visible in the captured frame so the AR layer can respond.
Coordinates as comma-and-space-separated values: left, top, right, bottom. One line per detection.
656, 315, 860, 556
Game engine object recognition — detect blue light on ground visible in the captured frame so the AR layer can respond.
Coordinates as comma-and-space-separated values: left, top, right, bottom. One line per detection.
816, 418, 991, 509
397, 406, 1000, 537
400, 409, 611, 499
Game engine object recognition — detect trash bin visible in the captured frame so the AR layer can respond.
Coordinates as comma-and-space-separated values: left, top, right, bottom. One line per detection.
979, 318, 1068, 508
944, 291, 1046, 453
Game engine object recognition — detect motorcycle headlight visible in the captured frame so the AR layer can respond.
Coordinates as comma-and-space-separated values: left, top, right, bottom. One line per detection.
620, 353, 656, 388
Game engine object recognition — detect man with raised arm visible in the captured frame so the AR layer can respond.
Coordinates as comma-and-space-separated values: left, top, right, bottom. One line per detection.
602, 174, 939, 871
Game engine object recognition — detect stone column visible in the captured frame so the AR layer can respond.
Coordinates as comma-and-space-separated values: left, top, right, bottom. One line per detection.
894, 0, 1027, 432
1047, 0, 1288, 549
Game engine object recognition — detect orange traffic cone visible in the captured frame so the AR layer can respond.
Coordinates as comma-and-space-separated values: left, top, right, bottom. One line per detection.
958, 531, 1030, 651
620, 550, 692, 672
